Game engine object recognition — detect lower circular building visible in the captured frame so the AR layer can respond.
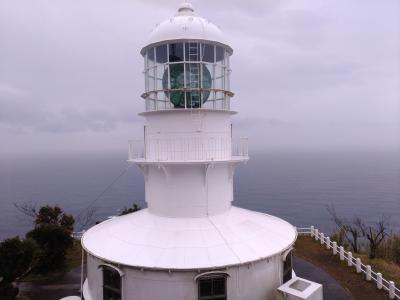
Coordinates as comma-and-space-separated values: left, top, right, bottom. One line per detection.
82, 206, 296, 300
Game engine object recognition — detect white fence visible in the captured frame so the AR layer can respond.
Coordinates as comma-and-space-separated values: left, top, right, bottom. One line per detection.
128, 137, 249, 162
297, 227, 400, 300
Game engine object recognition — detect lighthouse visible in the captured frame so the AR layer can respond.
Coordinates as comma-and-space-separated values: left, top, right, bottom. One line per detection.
81, 2, 297, 299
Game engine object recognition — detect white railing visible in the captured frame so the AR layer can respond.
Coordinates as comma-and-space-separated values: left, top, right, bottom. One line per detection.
72, 231, 85, 240
297, 226, 400, 300
232, 138, 249, 157
128, 140, 145, 161
128, 138, 248, 162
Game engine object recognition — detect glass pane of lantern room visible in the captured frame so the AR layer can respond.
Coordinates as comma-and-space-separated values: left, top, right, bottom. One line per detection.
202, 44, 215, 63
185, 42, 200, 61
156, 44, 168, 64
214, 65, 224, 90
147, 48, 155, 68
169, 43, 184, 62
216, 46, 225, 64
156, 65, 165, 90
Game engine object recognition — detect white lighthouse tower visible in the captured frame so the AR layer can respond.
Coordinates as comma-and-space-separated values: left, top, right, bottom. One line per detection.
81, 2, 297, 299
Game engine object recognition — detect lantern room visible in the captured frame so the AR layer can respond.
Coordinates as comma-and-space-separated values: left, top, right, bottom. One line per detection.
140, 2, 234, 111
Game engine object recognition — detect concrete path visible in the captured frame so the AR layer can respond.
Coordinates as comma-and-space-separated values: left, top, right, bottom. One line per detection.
293, 256, 352, 300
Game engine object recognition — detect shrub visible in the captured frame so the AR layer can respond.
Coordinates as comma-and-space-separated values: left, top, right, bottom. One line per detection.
0, 237, 37, 283
0, 237, 37, 300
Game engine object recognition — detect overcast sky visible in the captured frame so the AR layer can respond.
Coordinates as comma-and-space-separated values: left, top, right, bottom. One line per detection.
0, 0, 399, 154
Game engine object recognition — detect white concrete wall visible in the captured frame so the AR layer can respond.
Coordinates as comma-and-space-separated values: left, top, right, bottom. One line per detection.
86, 254, 103, 300
144, 110, 232, 161
144, 162, 236, 217
86, 253, 284, 300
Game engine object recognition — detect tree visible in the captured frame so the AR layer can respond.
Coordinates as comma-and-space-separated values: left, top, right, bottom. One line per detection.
0, 237, 37, 300
326, 205, 362, 253
355, 217, 389, 259
25, 205, 75, 273
34, 205, 74, 234
27, 225, 73, 273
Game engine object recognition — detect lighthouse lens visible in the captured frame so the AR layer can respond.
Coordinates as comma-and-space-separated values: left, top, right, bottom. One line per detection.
162, 63, 211, 108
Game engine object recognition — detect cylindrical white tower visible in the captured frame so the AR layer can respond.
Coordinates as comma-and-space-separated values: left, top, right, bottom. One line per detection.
128, 1, 247, 218
82, 3, 297, 300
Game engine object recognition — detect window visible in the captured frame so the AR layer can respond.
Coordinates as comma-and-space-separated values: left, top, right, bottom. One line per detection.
156, 44, 168, 63
103, 266, 121, 300
216, 46, 224, 63
283, 250, 293, 283
147, 48, 154, 62
198, 275, 227, 300
169, 43, 184, 62
185, 42, 200, 61
202, 44, 215, 63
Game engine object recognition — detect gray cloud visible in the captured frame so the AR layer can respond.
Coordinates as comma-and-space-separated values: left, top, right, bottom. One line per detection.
0, 0, 399, 153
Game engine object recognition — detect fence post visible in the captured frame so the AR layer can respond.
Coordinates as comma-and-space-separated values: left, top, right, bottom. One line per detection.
377, 273, 382, 289
326, 237, 330, 249
347, 252, 353, 267
389, 281, 395, 299
314, 229, 319, 241
366, 265, 371, 281
339, 246, 344, 261
310, 225, 314, 237
320, 233, 325, 245
332, 242, 337, 255
356, 258, 361, 273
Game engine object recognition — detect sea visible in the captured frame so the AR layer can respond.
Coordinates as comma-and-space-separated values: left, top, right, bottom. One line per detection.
0, 150, 399, 240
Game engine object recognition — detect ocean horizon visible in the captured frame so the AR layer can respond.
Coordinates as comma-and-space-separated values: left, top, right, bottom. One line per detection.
1, 149, 399, 240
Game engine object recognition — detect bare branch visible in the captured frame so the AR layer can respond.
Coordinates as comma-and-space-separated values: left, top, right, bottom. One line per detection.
14, 202, 38, 220
76, 206, 97, 231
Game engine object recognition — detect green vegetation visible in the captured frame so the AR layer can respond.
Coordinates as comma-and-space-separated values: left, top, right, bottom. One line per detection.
326, 205, 400, 286
0, 205, 76, 300
26, 206, 74, 273
0, 237, 37, 299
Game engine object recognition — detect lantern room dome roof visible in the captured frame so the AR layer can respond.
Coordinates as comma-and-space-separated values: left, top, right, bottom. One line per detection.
141, 2, 232, 55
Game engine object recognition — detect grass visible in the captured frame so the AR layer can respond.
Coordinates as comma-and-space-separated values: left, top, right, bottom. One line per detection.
295, 236, 397, 300
353, 252, 400, 286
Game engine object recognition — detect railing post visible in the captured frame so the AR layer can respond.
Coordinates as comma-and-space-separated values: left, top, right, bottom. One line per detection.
320, 233, 325, 245
389, 281, 395, 299
347, 252, 353, 267
377, 273, 383, 289
332, 242, 337, 255
310, 226, 314, 237
356, 258, 361, 273
314, 229, 319, 241
326, 237, 330, 249
339, 246, 344, 261
365, 265, 371, 281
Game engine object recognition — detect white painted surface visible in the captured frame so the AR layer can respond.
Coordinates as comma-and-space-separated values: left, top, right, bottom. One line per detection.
144, 110, 233, 161
85, 253, 285, 300
142, 2, 231, 54
277, 277, 323, 300
129, 109, 248, 217
143, 163, 234, 217
82, 207, 297, 269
